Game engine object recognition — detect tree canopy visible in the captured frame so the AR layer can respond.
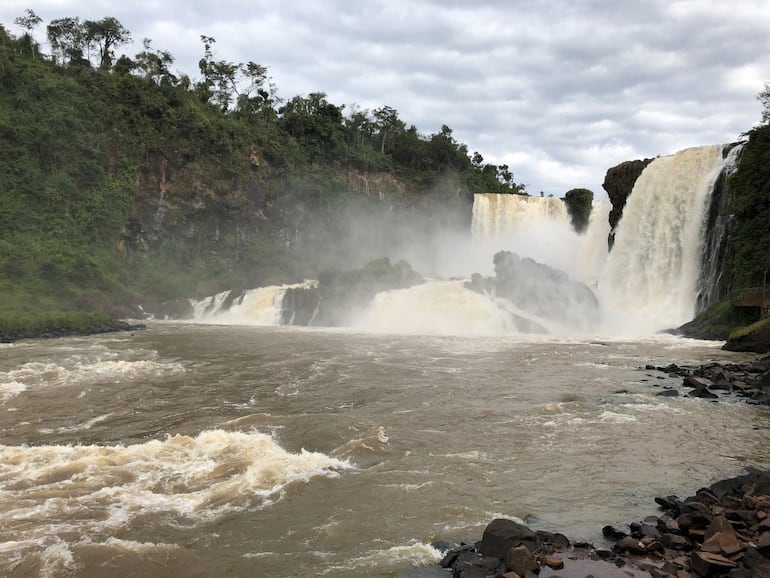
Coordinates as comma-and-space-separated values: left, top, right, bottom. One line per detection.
0, 10, 527, 317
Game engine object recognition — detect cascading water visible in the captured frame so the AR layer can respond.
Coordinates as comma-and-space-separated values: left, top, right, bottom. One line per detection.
351, 280, 520, 335
187, 144, 737, 337
192, 281, 318, 325
470, 194, 609, 284
471, 193, 568, 238
598, 145, 727, 335
696, 144, 743, 311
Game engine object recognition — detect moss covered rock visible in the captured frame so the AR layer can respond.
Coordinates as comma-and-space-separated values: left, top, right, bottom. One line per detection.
723, 316, 770, 353
563, 188, 594, 234
602, 158, 654, 249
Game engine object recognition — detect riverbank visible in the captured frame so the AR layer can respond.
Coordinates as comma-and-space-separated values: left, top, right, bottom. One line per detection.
640, 354, 770, 406
438, 354, 770, 577
0, 312, 145, 343
439, 468, 770, 577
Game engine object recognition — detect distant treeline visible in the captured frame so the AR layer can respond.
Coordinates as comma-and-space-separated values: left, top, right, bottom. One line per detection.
0, 11, 525, 317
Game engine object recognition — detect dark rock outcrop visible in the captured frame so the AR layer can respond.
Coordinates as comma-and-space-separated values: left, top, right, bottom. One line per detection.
280, 286, 321, 326
314, 258, 423, 326
602, 157, 654, 250
641, 355, 770, 406
0, 320, 145, 343
723, 317, 770, 354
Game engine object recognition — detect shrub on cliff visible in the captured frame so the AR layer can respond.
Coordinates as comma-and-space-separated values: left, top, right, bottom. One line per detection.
563, 188, 593, 234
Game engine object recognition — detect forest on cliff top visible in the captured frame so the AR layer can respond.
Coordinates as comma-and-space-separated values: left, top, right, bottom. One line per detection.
0, 13, 525, 319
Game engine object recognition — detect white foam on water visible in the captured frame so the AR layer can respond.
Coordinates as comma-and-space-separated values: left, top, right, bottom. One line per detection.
38, 413, 114, 435
0, 429, 351, 562
38, 540, 76, 578
319, 541, 443, 575
99, 537, 178, 554
0, 358, 186, 397
0, 381, 26, 403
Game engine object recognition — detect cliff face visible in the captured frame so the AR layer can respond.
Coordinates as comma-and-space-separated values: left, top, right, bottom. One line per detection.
119, 148, 473, 300
126, 151, 271, 259
720, 125, 770, 295
602, 158, 654, 249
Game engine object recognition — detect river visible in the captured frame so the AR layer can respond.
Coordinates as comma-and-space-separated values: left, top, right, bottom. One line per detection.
1, 323, 769, 577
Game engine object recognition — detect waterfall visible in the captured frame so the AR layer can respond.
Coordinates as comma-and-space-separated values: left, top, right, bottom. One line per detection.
192, 281, 318, 325
696, 144, 743, 311
598, 145, 727, 334
185, 144, 735, 337
471, 193, 609, 288
472, 194, 568, 238
350, 280, 528, 335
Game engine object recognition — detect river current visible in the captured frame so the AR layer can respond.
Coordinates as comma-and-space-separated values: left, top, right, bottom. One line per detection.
1, 323, 769, 577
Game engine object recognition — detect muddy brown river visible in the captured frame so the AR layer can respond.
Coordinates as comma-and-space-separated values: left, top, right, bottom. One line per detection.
1, 323, 768, 577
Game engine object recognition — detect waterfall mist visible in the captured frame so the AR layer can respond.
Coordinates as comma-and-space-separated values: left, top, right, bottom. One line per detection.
190, 144, 738, 338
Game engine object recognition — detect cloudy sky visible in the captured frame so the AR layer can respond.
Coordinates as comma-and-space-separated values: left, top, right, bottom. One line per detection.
2, 1, 769, 196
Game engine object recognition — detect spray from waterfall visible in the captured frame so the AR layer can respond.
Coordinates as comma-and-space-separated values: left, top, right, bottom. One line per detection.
186, 144, 736, 338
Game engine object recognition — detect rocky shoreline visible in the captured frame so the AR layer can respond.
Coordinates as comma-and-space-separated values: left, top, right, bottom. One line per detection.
437, 355, 770, 577
636, 354, 770, 406
0, 319, 146, 344
439, 468, 770, 577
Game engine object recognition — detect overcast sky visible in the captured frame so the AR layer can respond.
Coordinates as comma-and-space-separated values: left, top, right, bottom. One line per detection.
3, 1, 769, 197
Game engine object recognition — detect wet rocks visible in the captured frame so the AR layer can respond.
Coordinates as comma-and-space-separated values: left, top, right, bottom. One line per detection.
642, 355, 770, 406
438, 469, 770, 578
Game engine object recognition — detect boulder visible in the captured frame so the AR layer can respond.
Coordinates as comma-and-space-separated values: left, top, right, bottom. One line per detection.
690, 551, 737, 575
479, 518, 537, 559
504, 545, 538, 576
701, 515, 742, 555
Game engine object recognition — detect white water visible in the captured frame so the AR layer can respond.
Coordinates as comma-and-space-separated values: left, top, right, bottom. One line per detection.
469, 194, 609, 283
190, 144, 731, 337
0, 429, 350, 560
193, 281, 317, 325
351, 280, 519, 335
471, 193, 568, 238
598, 145, 725, 335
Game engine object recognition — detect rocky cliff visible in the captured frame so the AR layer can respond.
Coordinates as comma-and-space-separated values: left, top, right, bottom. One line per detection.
602, 157, 654, 249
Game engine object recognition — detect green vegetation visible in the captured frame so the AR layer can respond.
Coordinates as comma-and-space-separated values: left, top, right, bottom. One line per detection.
723, 316, 770, 353
676, 300, 759, 340
720, 123, 770, 294
0, 310, 118, 342
0, 12, 526, 335
563, 188, 593, 234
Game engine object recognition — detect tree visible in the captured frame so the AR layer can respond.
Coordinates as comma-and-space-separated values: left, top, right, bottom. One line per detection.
372, 105, 404, 154
13, 9, 42, 58
14, 9, 42, 32
759, 82, 770, 125
47, 17, 84, 65
197, 36, 272, 112
83, 17, 130, 70
134, 38, 175, 84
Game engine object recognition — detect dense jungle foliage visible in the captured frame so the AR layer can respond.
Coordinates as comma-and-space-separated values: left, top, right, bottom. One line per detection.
721, 122, 770, 294
0, 13, 526, 321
